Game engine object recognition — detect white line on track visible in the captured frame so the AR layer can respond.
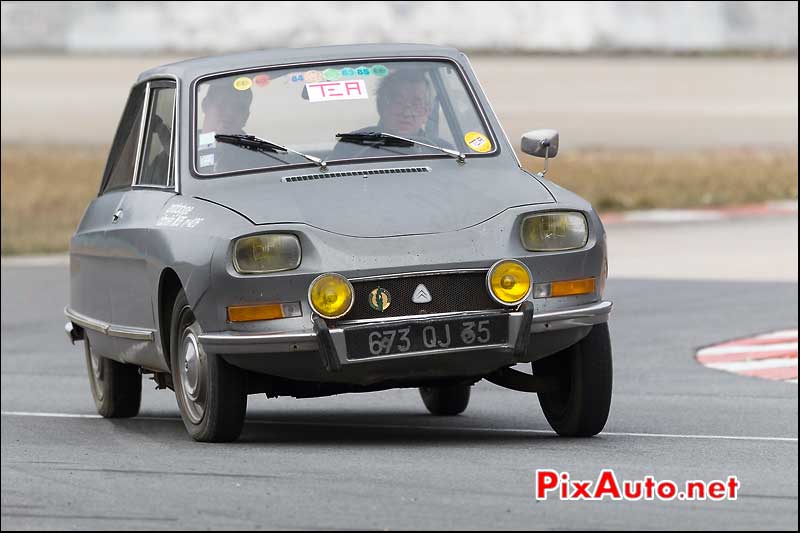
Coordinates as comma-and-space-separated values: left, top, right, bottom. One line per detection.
2, 411, 797, 443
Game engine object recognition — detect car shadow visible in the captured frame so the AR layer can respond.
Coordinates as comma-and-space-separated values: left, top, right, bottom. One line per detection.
115, 409, 562, 445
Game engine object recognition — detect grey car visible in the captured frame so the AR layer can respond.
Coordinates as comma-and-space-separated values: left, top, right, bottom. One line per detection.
65, 44, 612, 442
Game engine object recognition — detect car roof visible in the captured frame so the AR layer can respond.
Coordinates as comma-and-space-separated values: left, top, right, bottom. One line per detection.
137, 43, 463, 83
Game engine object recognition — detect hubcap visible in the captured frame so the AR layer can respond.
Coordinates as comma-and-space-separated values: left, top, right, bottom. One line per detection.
179, 325, 206, 424
84, 340, 105, 402
91, 350, 103, 382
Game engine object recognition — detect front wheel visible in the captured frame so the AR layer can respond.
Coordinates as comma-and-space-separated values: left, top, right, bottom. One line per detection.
170, 291, 247, 442
419, 384, 471, 416
533, 323, 613, 437
84, 336, 141, 418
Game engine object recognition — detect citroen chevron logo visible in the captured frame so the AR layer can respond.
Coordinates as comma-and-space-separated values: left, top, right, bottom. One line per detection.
412, 284, 432, 304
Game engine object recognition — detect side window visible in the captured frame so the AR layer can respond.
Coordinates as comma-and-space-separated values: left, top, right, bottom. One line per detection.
101, 85, 146, 193
138, 85, 176, 187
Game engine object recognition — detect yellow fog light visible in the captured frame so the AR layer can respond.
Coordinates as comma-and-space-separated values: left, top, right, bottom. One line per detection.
308, 273, 354, 319
487, 259, 532, 306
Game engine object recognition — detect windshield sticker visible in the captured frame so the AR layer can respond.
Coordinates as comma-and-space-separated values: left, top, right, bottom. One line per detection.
323, 68, 342, 81
306, 80, 368, 102
254, 74, 270, 87
340, 67, 356, 78
156, 204, 205, 228
233, 77, 253, 91
464, 131, 492, 153
198, 131, 216, 150
290, 72, 305, 83
304, 70, 324, 83
371, 64, 389, 77
356, 66, 371, 77
198, 153, 215, 167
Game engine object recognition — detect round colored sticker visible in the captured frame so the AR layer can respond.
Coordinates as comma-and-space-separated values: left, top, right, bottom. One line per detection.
254, 74, 270, 87
290, 72, 305, 83
304, 70, 324, 83
233, 77, 253, 91
355, 66, 371, 77
323, 68, 342, 81
464, 131, 492, 153
372, 64, 389, 77
340, 67, 356, 78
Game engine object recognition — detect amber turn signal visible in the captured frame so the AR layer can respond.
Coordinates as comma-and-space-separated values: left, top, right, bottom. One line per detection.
227, 302, 302, 322
533, 278, 596, 298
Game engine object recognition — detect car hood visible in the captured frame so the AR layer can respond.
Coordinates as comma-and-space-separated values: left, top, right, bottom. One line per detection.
196, 165, 554, 237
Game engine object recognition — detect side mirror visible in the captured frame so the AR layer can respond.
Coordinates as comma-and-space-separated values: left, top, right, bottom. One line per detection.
521, 129, 559, 158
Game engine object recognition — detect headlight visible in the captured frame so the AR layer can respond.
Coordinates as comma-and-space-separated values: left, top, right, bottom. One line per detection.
487, 259, 532, 306
520, 212, 588, 251
308, 273, 354, 319
233, 234, 301, 274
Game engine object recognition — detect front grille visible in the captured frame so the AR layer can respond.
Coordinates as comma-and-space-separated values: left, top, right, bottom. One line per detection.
340, 272, 502, 322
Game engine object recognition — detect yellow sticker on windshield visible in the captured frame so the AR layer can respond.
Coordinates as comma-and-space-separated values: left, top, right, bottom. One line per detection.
233, 77, 253, 91
464, 132, 492, 153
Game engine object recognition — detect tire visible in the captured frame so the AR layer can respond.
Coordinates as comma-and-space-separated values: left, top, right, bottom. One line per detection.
169, 290, 247, 442
419, 383, 471, 416
84, 336, 141, 418
533, 323, 613, 437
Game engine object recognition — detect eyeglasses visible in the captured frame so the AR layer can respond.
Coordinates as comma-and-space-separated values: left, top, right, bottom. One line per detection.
388, 98, 431, 115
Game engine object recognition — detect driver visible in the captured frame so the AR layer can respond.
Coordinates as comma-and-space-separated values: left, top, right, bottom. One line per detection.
375, 69, 434, 137
332, 70, 452, 159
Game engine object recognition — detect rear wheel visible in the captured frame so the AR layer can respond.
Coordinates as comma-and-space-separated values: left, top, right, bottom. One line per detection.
419, 383, 471, 416
84, 336, 141, 418
170, 290, 247, 442
533, 323, 612, 437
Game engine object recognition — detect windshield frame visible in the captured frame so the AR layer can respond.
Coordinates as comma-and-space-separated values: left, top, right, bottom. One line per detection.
189, 55, 500, 179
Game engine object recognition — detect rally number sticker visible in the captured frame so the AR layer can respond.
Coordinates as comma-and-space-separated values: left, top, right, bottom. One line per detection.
305, 80, 369, 102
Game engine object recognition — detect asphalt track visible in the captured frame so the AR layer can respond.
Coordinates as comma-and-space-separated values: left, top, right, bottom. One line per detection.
1, 216, 797, 530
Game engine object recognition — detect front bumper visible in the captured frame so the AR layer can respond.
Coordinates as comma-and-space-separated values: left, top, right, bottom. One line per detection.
198, 300, 612, 368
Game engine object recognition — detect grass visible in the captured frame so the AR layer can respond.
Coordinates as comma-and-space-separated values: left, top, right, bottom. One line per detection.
1, 144, 797, 255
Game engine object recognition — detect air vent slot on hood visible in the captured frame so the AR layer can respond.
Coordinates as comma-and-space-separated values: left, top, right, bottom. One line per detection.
282, 166, 430, 183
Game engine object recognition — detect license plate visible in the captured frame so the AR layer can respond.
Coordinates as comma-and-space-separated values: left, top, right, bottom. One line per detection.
345, 315, 509, 360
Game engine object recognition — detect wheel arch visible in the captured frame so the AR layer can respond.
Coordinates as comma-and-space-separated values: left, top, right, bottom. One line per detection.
158, 267, 184, 370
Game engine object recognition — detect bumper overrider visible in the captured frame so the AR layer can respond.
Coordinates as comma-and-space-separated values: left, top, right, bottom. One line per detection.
197, 300, 612, 371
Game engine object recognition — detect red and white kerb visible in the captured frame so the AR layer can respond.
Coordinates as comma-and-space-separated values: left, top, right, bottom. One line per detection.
696, 329, 798, 383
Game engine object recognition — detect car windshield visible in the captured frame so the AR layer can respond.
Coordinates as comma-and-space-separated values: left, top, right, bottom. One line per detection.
194, 59, 496, 176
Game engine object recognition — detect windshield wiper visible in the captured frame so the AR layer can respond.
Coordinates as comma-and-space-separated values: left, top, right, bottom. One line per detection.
216, 134, 327, 170
336, 131, 466, 164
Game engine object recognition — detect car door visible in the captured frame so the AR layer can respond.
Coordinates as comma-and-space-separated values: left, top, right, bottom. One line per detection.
70, 84, 146, 359
106, 80, 178, 369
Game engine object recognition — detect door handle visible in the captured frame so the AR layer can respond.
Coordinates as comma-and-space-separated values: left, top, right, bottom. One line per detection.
112, 209, 123, 223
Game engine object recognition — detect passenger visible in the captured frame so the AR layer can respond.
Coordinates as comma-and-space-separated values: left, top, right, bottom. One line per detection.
200, 81, 253, 135
197, 80, 263, 172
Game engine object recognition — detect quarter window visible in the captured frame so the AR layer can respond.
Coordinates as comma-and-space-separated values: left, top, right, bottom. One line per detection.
101, 85, 145, 193
138, 85, 176, 187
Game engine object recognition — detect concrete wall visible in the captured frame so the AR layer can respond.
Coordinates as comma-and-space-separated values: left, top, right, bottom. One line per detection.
1, 1, 797, 54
